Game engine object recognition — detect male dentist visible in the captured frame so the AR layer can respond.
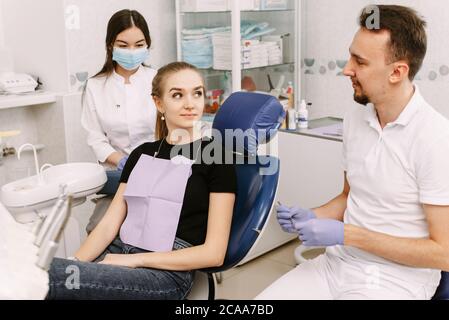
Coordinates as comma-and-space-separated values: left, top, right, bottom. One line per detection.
257, 5, 449, 300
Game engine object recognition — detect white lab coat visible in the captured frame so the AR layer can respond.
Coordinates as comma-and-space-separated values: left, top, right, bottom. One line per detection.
81, 65, 157, 164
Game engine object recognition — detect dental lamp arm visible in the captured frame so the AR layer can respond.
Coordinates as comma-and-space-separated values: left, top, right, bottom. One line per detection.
37, 196, 73, 270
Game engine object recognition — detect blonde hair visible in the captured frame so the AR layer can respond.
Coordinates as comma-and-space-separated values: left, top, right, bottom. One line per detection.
151, 62, 205, 140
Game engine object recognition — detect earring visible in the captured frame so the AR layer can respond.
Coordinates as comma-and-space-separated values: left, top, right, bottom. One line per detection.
161, 114, 165, 121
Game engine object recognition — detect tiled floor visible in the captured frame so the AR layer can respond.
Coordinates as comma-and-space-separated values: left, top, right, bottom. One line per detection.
215, 239, 301, 300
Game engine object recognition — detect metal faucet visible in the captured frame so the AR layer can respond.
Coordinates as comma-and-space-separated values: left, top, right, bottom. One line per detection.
17, 143, 43, 185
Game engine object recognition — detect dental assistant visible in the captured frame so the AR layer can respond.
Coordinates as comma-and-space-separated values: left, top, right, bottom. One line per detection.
81, 9, 157, 232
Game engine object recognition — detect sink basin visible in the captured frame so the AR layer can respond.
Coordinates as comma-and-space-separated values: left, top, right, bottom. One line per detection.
1, 162, 107, 213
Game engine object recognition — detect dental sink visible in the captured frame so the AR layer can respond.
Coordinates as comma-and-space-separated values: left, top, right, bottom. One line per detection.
1, 162, 107, 214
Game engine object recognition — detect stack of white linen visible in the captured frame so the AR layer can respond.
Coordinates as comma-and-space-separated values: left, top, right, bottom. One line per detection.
182, 26, 231, 69
213, 35, 282, 70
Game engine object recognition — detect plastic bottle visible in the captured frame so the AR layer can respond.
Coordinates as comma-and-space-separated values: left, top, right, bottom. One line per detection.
297, 99, 309, 129
287, 108, 296, 130
286, 81, 294, 108
285, 81, 295, 130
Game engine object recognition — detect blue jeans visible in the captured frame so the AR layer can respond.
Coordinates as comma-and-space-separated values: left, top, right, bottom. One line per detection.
47, 237, 194, 300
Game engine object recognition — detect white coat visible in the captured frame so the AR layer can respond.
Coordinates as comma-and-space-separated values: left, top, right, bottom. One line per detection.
81, 65, 157, 164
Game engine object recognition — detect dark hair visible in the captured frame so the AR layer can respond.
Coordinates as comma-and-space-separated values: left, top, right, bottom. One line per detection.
94, 9, 152, 78
151, 62, 205, 140
359, 5, 427, 80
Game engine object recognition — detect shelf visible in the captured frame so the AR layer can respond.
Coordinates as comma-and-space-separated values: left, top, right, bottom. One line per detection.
199, 62, 295, 72
0, 91, 57, 110
181, 9, 294, 14
176, 0, 300, 93
280, 118, 344, 142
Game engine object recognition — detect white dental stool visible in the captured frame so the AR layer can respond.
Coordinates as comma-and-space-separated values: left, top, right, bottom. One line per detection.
1, 146, 106, 258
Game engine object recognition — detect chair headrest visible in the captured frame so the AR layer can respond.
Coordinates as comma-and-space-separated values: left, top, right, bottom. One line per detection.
212, 92, 286, 156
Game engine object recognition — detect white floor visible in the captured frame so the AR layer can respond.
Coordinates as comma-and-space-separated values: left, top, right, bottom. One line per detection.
215, 240, 325, 299
215, 239, 301, 300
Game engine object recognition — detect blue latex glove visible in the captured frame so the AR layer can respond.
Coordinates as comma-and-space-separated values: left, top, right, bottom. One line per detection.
117, 155, 129, 171
295, 219, 344, 247
276, 203, 316, 233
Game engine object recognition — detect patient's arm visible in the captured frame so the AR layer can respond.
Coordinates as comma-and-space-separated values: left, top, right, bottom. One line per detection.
110, 192, 235, 271
312, 172, 350, 221
74, 183, 128, 262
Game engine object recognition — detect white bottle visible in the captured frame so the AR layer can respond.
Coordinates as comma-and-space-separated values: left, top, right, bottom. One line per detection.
297, 99, 309, 129
287, 108, 296, 130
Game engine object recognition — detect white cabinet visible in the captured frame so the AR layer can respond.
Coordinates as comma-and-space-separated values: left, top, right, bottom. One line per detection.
241, 131, 344, 263
175, 0, 302, 109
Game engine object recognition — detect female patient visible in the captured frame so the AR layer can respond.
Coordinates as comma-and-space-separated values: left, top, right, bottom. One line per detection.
47, 62, 237, 300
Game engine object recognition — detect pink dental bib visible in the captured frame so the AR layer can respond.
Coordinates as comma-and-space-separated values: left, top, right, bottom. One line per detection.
120, 152, 194, 252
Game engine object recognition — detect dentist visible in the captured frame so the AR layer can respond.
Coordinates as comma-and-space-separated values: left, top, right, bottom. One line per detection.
257, 5, 449, 300
81, 9, 157, 233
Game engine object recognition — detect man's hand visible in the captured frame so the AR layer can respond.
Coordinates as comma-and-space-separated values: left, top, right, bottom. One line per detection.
296, 219, 344, 247
276, 203, 316, 233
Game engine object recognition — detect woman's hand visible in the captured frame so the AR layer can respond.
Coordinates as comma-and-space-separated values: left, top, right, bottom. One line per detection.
98, 254, 143, 269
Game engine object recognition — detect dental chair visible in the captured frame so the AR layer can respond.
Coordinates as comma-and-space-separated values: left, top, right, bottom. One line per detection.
188, 91, 285, 299
187, 154, 280, 299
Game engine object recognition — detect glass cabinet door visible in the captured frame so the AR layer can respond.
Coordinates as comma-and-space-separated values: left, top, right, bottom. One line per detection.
175, 0, 301, 114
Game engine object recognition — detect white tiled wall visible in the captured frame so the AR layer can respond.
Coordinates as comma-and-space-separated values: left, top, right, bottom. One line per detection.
0, 104, 64, 186
62, 93, 96, 163
302, 0, 449, 120
1, 0, 69, 92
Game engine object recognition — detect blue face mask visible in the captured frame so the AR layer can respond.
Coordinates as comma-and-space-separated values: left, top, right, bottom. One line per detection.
112, 47, 149, 71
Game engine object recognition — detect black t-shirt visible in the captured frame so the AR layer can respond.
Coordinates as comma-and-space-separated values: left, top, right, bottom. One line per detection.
120, 138, 237, 246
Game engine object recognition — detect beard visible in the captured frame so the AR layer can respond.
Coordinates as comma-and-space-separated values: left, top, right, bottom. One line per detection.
352, 81, 370, 106
354, 92, 370, 105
